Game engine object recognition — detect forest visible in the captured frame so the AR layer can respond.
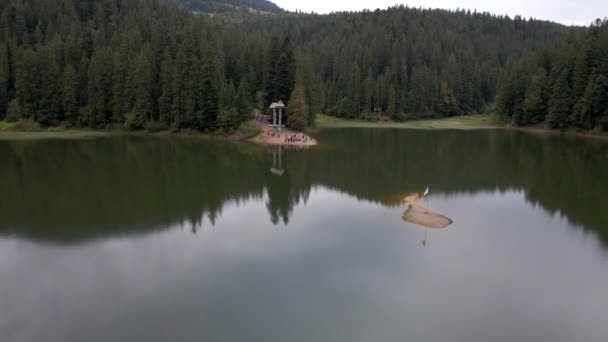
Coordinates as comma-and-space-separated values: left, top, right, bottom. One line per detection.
0, 0, 603, 133
494, 19, 608, 130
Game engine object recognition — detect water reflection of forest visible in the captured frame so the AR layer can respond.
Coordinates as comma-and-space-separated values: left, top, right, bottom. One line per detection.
0, 129, 606, 245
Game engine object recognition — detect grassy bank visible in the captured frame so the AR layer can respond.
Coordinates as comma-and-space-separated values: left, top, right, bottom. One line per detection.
0, 120, 262, 141
314, 114, 499, 130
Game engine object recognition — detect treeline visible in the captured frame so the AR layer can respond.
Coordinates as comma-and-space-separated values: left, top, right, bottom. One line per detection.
236, 6, 571, 119
494, 19, 608, 130
0, 0, 576, 131
171, 0, 283, 14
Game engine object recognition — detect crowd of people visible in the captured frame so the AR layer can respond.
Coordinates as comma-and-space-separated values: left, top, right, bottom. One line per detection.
285, 133, 312, 145
262, 131, 314, 145
255, 113, 316, 146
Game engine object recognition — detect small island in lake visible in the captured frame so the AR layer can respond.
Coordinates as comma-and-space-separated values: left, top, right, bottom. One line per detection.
402, 193, 453, 229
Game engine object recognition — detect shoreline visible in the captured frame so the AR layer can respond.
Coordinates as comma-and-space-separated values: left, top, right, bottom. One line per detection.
248, 114, 317, 147
315, 114, 608, 142
504, 124, 608, 142
0, 122, 261, 142
2, 116, 607, 143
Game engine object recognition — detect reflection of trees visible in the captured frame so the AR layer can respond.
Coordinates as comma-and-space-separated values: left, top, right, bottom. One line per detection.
297, 129, 608, 246
0, 137, 267, 242
265, 145, 310, 225
1, 129, 607, 246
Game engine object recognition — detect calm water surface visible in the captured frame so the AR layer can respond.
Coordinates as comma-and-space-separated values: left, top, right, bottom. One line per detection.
1, 128, 608, 342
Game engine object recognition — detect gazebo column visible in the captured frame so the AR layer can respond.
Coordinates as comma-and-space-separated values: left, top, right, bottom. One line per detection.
278, 108, 282, 126
272, 108, 277, 126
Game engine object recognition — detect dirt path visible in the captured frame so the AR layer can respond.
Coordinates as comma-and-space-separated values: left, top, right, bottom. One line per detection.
402, 193, 453, 228
249, 114, 317, 147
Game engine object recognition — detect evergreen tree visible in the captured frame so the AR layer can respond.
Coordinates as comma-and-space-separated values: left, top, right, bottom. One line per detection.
0, 43, 9, 119
511, 74, 528, 126
592, 75, 608, 129
220, 79, 236, 112
522, 68, 548, 125
158, 51, 174, 128
287, 79, 309, 131
201, 60, 219, 131
215, 108, 238, 133
110, 53, 129, 125
87, 48, 113, 127
263, 36, 281, 106
297, 55, 320, 115
127, 48, 155, 129
348, 61, 362, 117
494, 67, 515, 121
547, 69, 573, 129
235, 78, 252, 123
15, 47, 61, 125
61, 64, 79, 125
387, 85, 397, 118
273, 36, 295, 104
438, 81, 458, 117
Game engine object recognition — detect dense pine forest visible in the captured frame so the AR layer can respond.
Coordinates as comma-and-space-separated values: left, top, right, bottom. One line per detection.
235, 8, 571, 120
0, 0, 593, 133
494, 19, 608, 130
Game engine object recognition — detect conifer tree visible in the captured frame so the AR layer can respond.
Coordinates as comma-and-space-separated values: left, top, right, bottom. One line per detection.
273, 36, 295, 104
547, 69, 573, 129
61, 64, 79, 125
0, 44, 9, 119
522, 68, 548, 125
158, 51, 174, 128
128, 48, 154, 129
438, 81, 458, 117
87, 48, 113, 127
201, 60, 219, 131
15, 49, 38, 120
387, 85, 397, 118
287, 79, 309, 131
592, 75, 608, 129
216, 108, 238, 133
263, 36, 281, 106
235, 78, 252, 123
297, 55, 320, 115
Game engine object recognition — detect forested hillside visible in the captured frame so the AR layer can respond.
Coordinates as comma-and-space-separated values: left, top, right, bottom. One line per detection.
0, 0, 575, 132
494, 19, 608, 130
236, 8, 572, 120
171, 0, 282, 14
0, 0, 269, 132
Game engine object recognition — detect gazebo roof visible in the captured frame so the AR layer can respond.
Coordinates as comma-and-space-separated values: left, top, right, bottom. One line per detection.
269, 100, 286, 109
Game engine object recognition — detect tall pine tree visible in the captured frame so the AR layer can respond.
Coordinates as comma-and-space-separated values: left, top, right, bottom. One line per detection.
287, 79, 309, 131
547, 68, 573, 129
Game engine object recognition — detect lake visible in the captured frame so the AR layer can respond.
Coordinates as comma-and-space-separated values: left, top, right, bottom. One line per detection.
1, 128, 608, 342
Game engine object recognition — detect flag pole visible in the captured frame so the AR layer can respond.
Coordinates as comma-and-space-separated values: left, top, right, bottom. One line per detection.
426, 195, 429, 214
